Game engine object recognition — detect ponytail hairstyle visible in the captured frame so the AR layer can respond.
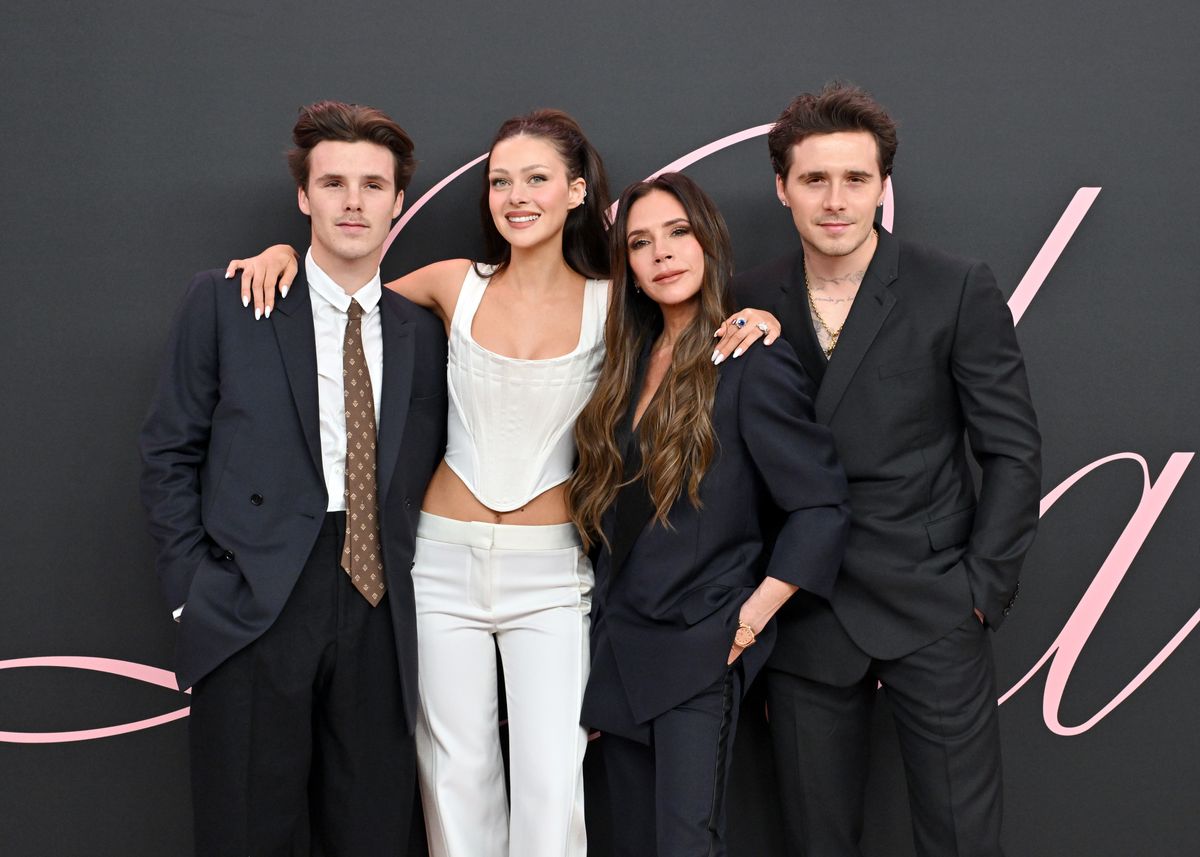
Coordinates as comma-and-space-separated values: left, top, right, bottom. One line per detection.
568, 172, 733, 550
475, 109, 611, 280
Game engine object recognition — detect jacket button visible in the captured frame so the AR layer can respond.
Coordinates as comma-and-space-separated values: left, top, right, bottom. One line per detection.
250, 494, 264, 506
404, 497, 412, 509
1002, 606, 1011, 616
222, 550, 235, 561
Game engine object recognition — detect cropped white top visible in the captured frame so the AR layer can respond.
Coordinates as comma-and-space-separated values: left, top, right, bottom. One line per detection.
444, 264, 608, 512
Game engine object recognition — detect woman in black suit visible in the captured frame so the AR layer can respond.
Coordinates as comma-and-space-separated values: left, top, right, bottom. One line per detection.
567, 173, 850, 856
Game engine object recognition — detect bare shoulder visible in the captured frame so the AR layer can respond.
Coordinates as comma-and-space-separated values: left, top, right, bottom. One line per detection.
386, 258, 474, 318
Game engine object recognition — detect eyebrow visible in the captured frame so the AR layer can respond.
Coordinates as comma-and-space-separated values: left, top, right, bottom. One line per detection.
313, 173, 392, 184
488, 164, 553, 175
626, 217, 690, 239
794, 168, 875, 180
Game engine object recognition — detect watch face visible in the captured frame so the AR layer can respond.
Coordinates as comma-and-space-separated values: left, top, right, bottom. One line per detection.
735, 627, 755, 647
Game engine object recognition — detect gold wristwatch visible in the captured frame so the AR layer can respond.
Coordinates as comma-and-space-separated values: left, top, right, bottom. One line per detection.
734, 621, 757, 648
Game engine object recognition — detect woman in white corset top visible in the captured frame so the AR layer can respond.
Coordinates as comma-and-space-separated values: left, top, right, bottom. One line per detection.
228, 110, 778, 857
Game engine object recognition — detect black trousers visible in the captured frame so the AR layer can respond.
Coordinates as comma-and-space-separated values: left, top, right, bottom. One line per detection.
188, 513, 419, 857
766, 614, 1004, 857
600, 664, 743, 857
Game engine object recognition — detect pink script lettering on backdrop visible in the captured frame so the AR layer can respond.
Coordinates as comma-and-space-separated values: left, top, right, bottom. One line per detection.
0, 127, 1189, 743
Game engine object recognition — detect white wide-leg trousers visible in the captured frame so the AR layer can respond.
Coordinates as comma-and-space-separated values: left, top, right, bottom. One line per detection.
412, 513, 593, 857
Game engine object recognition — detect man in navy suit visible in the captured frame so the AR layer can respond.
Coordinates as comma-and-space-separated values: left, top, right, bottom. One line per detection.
732, 84, 1041, 857
141, 101, 447, 856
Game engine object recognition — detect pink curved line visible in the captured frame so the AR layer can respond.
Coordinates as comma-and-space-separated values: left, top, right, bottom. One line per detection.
1008, 187, 1101, 325
0, 656, 190, 744
647, 123, 776, 178
382, 152, 488, 258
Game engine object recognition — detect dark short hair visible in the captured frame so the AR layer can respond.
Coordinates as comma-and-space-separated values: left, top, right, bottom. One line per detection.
477, 109, 611, 280
287, 100, 416, 192
768, 82, 898, 180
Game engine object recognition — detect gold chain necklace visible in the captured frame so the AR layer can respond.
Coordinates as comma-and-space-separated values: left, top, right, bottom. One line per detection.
805, 229, 875, 358
806, 270, 847, 359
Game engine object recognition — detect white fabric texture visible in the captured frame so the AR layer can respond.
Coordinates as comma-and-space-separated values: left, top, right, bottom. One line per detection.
412, 513, 593, 857
443, 265, 607, 512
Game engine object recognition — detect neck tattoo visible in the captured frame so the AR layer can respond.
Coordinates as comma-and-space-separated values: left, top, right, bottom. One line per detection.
804, 228, 877, 358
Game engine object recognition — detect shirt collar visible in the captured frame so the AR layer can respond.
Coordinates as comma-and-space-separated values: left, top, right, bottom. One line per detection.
304, 247, 382, 314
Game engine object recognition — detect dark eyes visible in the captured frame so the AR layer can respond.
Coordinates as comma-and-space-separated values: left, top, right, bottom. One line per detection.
627, 225, 691, 250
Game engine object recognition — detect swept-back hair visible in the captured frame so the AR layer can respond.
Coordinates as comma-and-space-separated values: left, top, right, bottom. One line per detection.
768, 82, 898, 180
476, 109, 611, 280
287, 100, 417, 192
568, 173, 733, 550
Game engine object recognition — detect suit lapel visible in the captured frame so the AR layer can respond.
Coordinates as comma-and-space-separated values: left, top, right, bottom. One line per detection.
606, 339, 657, 579
814, 229, 899, 424
376, 294, 414, 505
271, 273, 323, 479
779, 249, 828, 387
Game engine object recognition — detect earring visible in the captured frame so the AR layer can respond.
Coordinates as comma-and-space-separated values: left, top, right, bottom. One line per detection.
781, 200, 789, 207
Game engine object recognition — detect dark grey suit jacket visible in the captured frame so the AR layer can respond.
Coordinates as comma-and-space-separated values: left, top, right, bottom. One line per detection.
731, 228, 1041, 685
140, 268, 447, 730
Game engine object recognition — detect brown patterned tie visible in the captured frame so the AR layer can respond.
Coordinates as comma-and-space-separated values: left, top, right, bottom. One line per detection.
341, 298, 385, 605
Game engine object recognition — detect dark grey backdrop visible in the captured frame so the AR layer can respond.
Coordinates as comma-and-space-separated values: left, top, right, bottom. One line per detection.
2, 1, 1198, 855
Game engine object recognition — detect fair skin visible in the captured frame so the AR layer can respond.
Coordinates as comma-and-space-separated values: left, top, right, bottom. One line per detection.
624, 190, 801, 663
225, 137, 780, 525
775, 130, 886, 335
297, 140, 405, 296
776, 131, 986, 625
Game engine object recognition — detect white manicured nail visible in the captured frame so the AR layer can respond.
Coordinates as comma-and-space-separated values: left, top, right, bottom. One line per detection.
733, 347, 744, 359
280, 284, 290, 299
264, 306, 272, 319
713, 352, 727, 366
254, 307, 262, 320
242, 294, 249, 307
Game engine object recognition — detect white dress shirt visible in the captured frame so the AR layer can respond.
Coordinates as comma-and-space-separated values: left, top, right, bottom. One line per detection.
305, 248, 385, 512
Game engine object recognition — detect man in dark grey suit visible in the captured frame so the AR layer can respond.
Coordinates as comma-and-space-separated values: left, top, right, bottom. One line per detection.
141, 101, 446, 855
731, 84, 1041, 857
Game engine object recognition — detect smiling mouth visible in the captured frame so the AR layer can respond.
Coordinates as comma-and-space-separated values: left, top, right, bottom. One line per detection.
506, 213, 540, 224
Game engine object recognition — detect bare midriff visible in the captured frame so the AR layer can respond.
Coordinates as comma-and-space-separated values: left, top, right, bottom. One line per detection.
420, 458, 573, 525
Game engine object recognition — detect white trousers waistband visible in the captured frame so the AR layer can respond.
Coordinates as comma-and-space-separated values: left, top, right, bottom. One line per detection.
416, 512, 582, 552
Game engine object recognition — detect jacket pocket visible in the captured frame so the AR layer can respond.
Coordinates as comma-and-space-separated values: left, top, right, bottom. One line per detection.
878, 356, 935, 379
925, 506, 976, 551
678, 585, 734, 625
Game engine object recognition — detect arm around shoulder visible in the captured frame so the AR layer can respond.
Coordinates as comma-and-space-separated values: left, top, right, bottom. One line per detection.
385, 258, 473, 327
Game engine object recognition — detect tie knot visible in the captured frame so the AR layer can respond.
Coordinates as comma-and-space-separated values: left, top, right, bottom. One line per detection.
347, 299, 363, 321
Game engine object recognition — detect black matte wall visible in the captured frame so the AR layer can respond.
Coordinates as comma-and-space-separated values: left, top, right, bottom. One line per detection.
2, 2, 1198, 855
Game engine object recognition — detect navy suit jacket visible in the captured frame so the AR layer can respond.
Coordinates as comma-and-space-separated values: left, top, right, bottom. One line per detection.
731, 228, 1042, 685
581, 340, 849, 730
140, 268, 447, 730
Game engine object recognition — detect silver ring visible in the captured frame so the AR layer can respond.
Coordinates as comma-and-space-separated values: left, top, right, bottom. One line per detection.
734, 317, 747, 329
756, 321, 769, 334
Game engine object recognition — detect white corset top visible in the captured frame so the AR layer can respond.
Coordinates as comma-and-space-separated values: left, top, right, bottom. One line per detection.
444, 264, 608, 512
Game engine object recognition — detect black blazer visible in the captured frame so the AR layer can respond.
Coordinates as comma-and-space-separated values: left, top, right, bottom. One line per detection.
140, 269, 447, 730
580, 340, 849, 731
731, 228, 1041, 685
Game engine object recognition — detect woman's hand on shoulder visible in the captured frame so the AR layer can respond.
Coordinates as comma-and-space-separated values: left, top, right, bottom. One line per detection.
225, 245, 300, 320
712, 308, 781, 365
387, 258, 473, 326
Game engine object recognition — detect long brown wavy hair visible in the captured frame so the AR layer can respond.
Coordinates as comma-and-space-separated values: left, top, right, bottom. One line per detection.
568, 173, 734, 551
